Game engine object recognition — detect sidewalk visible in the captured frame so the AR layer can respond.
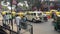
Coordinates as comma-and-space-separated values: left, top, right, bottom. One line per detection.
0, 15, 30, 34
5, 22, 30, 34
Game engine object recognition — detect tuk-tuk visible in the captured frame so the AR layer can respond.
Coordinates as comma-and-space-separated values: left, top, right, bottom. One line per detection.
53, 15, 60, 31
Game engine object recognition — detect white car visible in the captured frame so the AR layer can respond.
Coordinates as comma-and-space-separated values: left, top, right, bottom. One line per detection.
26, 11, 44, 22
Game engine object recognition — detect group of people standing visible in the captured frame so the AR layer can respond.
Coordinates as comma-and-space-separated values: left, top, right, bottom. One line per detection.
2, 12, 27, 34
15, 14, 27, 34
2, 12, 12, 25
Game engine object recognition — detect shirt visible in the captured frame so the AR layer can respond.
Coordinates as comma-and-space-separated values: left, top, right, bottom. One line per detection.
4, 15, 9, 20
9, 14, 12, 19
15, 16, 21, 25
22, 17, 27, 22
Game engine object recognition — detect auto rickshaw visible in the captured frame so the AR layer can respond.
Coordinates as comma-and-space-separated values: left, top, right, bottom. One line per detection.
53, 15, 60, 31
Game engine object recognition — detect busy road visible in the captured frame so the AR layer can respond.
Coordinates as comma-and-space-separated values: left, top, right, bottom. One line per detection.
1, 0, 60, 34
30, 19, 60, 34
0, 14, 60, 34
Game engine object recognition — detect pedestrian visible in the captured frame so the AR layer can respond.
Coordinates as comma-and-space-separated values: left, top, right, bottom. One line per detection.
15, 15, 21, 34
53, 13, 57, 20
52, 11, 55, 18
43, 13, 48, 22
21, 15, 27, 29
12, 11, 16, 25
8, 13, 13, 25
4, 13, 9, 25
2, 11, 6, 26
52, 11, 57, 19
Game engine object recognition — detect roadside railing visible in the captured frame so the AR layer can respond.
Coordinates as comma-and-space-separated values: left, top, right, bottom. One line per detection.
1, 20, 33, 34
0, 25, 17, 34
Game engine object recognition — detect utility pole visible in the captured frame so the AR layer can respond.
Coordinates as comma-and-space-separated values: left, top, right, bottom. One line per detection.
10, 0, 13, 34
16, 0, 18, 12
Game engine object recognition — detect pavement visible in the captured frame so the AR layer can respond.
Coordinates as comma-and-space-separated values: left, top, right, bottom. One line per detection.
0, 14, 30, 34
2, 20, 30, 34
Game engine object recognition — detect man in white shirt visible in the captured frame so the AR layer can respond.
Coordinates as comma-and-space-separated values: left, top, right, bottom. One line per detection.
43, 13, 48, 22
15, 15, 21, 34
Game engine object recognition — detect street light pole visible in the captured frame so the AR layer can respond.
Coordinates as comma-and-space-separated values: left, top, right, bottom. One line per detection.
11, 0, 12, 12
16, 0, 18, 12
10, 0, 13, 34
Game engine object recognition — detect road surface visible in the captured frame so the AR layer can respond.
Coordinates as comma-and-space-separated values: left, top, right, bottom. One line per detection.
31, 19, 60, 34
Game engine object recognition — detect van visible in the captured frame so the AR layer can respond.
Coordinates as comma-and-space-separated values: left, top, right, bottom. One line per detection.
26, 11, 44, 22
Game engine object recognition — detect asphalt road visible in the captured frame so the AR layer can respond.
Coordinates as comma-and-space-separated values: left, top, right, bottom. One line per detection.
30, 19, 60, 34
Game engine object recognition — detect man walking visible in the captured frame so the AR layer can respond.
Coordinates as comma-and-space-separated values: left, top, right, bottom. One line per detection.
21, 16, 27, 29
15, 15, 21, 34
4, 13, 9, 25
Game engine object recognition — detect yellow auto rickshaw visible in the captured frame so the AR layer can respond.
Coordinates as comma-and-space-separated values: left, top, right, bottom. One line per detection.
50, 10, 59, 18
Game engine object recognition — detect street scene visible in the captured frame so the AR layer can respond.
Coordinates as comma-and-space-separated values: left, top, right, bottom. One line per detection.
33, 19, 60, 34
0, 0, 60, 34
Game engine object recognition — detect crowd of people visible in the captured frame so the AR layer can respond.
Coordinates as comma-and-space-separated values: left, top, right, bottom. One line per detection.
2, 12, 27, 34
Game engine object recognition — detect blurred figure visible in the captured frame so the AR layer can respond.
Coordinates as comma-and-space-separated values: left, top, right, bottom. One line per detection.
43, 13, 48, 22
8, 13, 12, 25
1, 11, 6, 26
15, 15, 21, 34
52, 11, 56, 19
52, 12, 57, 26
21, 15, 27, 29
4, 13, 9, 25
53, 13, 57, 20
